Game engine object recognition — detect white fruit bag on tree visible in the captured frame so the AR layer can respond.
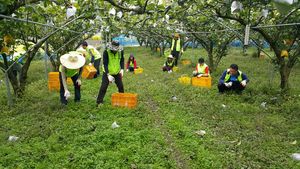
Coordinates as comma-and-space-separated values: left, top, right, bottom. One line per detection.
66, 6, 76, 19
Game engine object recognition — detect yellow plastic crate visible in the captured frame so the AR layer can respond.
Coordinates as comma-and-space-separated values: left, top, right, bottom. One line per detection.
111, 93, 138, 108
181, 59, 191, 65
173, 66, 179, 72
191, 76, 212, 88
82, 65, 97, 79
178, 74, 191, 85
134, 67, 143, 74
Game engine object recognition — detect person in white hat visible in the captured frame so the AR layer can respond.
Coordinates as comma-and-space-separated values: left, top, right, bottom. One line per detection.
59, 51, 85, 105
96, 40, 124, 106
162, 55, 175, 73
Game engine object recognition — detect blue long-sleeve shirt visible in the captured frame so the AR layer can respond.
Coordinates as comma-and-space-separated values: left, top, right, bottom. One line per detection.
219, 69, 249, 84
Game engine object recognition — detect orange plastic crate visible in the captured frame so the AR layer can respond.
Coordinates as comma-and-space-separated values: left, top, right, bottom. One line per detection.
48, 72, 72, 91
191, 77, 212, 88
181, 59, 191, 65
82, 65, 97, 79
111, 93, 138, 108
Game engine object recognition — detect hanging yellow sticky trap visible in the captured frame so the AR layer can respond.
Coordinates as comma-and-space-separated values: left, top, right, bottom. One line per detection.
281, 50, 288, 57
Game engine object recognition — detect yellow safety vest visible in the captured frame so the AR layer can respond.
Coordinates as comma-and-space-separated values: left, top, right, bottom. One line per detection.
224, 69, 243, 82
171, 39, 181, 52
103, 50, 121, 75
197, 63, 209, 74
59, 65, 78, 77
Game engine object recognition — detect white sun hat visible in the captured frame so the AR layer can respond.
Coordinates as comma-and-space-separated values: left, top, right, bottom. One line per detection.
60, 52, 85, 69
167, 55, 174, 59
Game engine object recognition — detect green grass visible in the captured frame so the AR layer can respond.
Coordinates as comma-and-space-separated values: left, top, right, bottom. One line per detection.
0, 47, 299, 168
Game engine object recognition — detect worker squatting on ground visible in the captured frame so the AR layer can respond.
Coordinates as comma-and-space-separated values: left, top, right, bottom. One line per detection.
81, 41, 102, 78
162, 55, 175, 73
126, 53, 137, 72
218, 64, 249, 93
171, 33, 183, 66
59, 52, 86, 105
193, 57, 210, 77
96, 41, 125, 106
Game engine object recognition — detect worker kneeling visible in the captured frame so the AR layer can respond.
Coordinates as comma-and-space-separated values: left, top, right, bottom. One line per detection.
218, 64, 249, 93
162, 55, 175, 73
59, 52, 85, 105
193, 57, 210, 77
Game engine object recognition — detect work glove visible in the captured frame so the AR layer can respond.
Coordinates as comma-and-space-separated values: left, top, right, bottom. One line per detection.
107, 74, 115, 83
197, 74, 203, 78
76, 79, 81, 86
241, 80, 247, 87
168, 70, 172, 73
120, 69, 124, 77
64, 90, 71, 100
224, 82, 233, 87
88, 63, 93, 66
193, 71, 197, 75
126, 69, 129, 72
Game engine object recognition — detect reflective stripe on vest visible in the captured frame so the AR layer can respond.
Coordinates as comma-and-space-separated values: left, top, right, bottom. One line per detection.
103, 50, 121, 75
171, 39, 181, 51
59, 65, 78, 77
197, 63, 208, 74
224, 69, 243, 82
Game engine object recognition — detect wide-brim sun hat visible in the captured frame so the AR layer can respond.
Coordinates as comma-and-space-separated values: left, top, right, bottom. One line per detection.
60, 52, 86, 69
167, 55, 174, 59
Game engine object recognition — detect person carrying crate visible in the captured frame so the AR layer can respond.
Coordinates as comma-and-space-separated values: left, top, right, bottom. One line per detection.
81, 41, 102, 78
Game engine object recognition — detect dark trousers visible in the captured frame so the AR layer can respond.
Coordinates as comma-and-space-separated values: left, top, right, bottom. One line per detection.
128, 66, 134, 72
59, 72, 81, 105
171, 51, 180, 66
96, 73, 124, 104
162, 66, 172, 71
94, 58, 101, 78
218, 81, 245, 93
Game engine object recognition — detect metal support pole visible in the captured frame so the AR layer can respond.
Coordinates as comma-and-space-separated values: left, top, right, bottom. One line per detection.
4, 72, 13, 107
44, 41, 48, 80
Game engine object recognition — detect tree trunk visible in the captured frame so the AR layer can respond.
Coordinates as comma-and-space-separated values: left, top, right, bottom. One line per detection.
279, 63, 291, 90
207, 51, 214, 72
